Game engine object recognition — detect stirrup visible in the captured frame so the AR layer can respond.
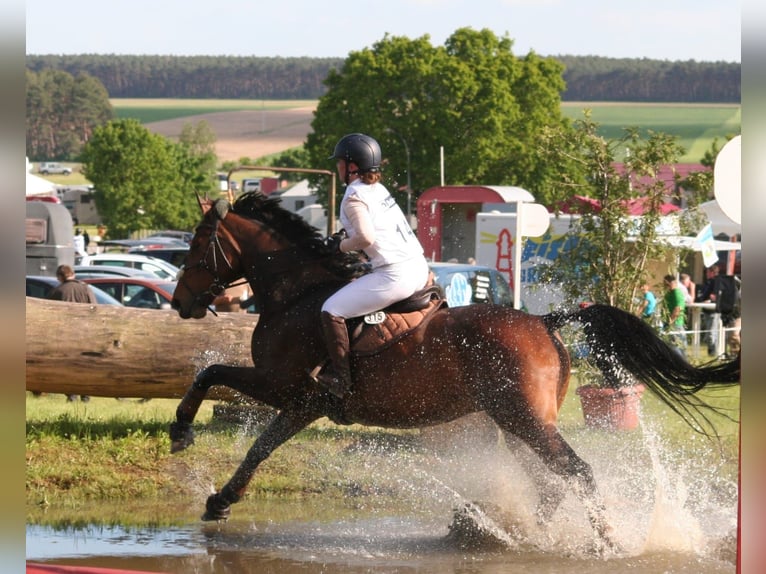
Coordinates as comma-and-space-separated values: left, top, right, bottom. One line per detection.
316, 370, 351, 399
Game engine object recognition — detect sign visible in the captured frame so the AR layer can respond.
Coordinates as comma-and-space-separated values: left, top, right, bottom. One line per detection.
694, 223, 719, 268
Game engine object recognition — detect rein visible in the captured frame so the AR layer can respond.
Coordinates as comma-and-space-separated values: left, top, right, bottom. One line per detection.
178, 217, 248, 315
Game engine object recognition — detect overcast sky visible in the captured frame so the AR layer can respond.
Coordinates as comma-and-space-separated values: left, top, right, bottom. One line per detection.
26, 0, 741, 62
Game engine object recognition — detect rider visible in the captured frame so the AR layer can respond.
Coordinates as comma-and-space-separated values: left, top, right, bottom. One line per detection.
317, 133, 429, 398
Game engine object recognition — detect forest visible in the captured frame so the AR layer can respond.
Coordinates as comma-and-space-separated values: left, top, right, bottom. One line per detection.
26, 54, 740, 103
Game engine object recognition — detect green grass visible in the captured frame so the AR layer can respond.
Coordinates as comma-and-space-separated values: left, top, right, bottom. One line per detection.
111, 98, 316, 123
26, 375, 739, 523
561, 102, 741, 162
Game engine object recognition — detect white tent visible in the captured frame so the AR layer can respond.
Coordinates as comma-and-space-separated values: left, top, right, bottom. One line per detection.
26, 172, 57, 197
700, 200, 740, 237
26, 157, 57, 197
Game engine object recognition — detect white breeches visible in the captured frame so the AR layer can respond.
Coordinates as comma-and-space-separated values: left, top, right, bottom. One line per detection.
321, 257, 429, 319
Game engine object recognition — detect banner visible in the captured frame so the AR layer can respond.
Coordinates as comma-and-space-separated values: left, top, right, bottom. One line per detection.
694, 223, 718, 268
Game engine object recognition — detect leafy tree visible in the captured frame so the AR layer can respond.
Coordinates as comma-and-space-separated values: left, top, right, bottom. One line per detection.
26, 69, 113, 160
537, 111, 686, 311
80, 119, 204, 238
177, 120, 220, 193
304, 28, 574, 210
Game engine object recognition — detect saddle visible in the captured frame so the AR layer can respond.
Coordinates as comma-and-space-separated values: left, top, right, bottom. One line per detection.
348, 283, 446, 357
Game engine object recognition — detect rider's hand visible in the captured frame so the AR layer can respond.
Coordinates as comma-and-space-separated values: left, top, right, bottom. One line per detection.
322, 229, 346, 255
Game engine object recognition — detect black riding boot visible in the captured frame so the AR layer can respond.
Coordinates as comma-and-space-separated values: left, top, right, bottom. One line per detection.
316, 311, 352, 398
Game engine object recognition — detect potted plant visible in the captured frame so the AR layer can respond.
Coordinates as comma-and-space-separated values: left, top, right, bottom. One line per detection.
570, 336, 646, 430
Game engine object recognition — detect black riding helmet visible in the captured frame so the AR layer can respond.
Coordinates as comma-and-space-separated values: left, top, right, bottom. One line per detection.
329, 133, 382, 175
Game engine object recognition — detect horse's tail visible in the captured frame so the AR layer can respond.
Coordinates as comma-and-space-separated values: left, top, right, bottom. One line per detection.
543, 304, 740, 431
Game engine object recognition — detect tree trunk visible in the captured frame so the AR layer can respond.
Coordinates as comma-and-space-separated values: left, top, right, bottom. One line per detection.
26, 297, 258, 400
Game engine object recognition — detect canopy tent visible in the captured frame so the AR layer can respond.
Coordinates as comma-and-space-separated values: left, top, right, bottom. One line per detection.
26, 171, 57, 197
26, 158, 57, 197
699, 200, 740, 237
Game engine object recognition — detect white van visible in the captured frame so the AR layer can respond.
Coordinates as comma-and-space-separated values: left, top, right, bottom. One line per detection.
242, 178, 261, 193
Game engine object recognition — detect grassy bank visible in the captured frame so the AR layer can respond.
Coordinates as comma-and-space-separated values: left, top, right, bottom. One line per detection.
26, 375, 739, 527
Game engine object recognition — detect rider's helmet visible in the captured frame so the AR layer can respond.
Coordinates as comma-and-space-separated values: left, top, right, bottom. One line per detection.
329, 133, 382, 174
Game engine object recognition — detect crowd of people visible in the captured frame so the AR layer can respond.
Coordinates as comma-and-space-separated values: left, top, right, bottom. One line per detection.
636, 264, 740, 359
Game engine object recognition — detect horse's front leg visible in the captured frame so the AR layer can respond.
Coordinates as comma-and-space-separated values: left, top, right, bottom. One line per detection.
203, 406, 321, 521
170, 364, 262, 453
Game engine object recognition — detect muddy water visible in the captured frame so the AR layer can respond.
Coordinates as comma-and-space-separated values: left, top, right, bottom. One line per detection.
27, 419, 737, 573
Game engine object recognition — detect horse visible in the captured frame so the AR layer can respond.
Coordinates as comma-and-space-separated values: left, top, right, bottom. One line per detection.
170, 191, 739, 551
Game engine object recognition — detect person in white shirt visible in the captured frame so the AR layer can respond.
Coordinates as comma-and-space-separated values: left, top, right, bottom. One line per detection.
73, 228, 87, 260
317, 133, 429, 398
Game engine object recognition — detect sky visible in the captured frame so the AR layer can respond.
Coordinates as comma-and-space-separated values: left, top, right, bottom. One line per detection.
25, 0, 742, 63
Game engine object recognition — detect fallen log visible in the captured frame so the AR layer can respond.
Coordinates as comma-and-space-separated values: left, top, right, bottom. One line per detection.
26, 297, 258, 400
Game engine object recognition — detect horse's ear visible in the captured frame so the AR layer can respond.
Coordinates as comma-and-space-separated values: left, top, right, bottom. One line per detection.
213, 198, 231, 220
195, 192, 205, 213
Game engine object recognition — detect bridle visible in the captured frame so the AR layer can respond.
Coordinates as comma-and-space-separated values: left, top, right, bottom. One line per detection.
177, 215, 248, 316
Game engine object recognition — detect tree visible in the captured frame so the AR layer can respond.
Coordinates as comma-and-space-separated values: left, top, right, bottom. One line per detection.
536, 111, 686, 311
177, 120, 220, 193
304, 28, 574, 210
80, 119, 205, 238
26, 69, 113, 160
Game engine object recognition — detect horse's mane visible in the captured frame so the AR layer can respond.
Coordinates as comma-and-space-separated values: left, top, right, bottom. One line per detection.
230, 191, 367, 280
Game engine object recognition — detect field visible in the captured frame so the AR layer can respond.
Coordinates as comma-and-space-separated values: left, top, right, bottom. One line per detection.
111, 99, 741, 165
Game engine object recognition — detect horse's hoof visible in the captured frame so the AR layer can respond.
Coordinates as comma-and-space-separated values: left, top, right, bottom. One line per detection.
169, 422, 194, 453
201, 493, 231, 522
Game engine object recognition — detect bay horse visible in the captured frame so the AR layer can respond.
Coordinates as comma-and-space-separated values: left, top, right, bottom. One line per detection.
170, 191, 739, 550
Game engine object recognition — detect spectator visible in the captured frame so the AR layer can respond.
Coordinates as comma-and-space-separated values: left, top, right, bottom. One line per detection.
696, 266, 720, 355
48, 265, 96, 402
637, 283, 657, 322
48, 264, 97, 304
73, 228, 87, 261
662, 274, 687, 356
679, 273, 696, 305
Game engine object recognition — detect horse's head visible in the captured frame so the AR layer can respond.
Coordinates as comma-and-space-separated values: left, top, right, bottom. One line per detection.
172, 197, 252, 319
173, 191, 370, 319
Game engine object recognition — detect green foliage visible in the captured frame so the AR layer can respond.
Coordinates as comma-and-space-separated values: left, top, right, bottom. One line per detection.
537, 111, 687, 310
80, 119, 207, 237
26, 68, 113, 161
305, 28, 575, 210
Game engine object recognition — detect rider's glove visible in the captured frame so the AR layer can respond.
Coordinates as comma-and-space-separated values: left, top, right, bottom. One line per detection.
322, 229, 347, 255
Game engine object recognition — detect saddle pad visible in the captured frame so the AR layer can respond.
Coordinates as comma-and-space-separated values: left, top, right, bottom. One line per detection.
351, 297, 446, 357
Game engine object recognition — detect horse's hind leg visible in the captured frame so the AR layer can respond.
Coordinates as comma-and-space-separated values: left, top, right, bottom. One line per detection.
493, 414, 615, 551
502, 433, 566, 525
170, 364, 260, 453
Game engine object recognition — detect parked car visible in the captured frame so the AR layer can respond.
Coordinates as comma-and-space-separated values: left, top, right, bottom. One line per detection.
428, 262, 514, 307
100, 237, 187, 251
144, 230, 193, 244
128, 245, 189, 268
79, 253, 180, 280
74, 265, 158, 279
26, 275, 123, 306
81, 277, 177, 310
37, 162, 72, 175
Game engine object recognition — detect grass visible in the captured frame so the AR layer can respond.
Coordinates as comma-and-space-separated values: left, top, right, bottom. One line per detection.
561, 102, 740, 162
26, 369, 740, 528
111, 98, 316, 123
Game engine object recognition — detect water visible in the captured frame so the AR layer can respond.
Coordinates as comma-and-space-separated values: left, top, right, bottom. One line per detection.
27, 417, 737, 573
